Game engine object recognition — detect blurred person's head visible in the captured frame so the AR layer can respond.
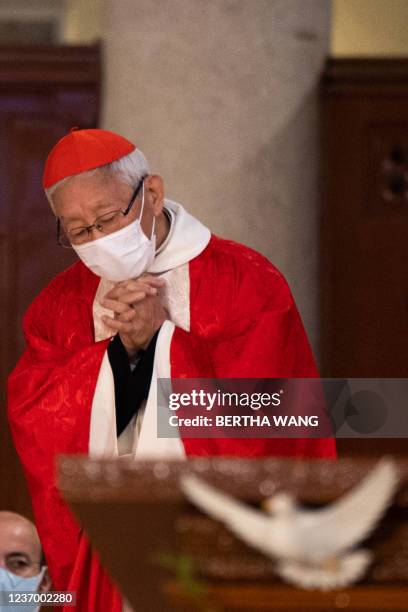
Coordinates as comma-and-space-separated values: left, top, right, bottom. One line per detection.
0, 511, 51, 610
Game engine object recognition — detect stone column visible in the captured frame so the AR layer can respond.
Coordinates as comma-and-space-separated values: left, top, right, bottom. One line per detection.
102, 0, 331, 356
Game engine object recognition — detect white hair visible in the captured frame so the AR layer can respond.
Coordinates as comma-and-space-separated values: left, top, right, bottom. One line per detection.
45, 148, 150, 211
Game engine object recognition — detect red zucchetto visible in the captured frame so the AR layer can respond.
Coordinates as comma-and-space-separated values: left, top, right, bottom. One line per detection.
42, 128, 135, 188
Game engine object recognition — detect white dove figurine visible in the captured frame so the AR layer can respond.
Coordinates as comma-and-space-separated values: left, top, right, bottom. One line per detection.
180, 459, 399, 590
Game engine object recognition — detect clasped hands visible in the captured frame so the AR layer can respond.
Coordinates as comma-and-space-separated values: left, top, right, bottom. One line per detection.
100, 274, 167, 359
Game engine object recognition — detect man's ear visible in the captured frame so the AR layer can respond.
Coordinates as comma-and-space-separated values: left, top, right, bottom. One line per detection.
38, 567, 52, 593
145, 175, 164, 215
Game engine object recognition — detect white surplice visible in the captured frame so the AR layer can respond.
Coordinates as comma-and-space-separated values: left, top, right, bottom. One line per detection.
88, 199, 211, 460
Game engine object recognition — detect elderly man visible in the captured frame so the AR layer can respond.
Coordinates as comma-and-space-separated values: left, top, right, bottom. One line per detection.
0, 511, 51, 610
8, 128, 335, 611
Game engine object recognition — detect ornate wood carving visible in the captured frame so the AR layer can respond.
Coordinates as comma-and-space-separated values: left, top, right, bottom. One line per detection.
59, 457, 408, 611
321, 60, 408, 385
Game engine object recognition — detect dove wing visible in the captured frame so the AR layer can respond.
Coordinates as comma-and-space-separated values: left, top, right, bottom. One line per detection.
299, 459, 399, 559
180, 474, 282, 556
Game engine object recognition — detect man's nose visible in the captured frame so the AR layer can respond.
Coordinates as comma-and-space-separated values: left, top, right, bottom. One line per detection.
86, 225, 105, 242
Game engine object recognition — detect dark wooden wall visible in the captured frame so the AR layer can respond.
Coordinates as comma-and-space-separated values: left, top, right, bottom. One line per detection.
321, 59, 408, 456
0, 45, 100, 517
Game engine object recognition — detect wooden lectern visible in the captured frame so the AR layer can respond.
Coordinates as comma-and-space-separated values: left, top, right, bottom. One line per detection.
58, 458, 408, 611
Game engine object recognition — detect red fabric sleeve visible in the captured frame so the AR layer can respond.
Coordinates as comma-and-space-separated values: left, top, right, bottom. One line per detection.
7, 271, 123, 611
174, 236, 336, 460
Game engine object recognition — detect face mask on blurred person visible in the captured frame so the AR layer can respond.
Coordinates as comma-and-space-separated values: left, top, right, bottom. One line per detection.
72, 181, 156, 282
0, 566, 45, 612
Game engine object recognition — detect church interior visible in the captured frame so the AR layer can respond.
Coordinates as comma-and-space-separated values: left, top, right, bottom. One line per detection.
0, 1, 407, 610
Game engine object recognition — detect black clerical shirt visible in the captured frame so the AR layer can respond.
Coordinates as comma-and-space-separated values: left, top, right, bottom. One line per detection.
107, 330, 159, 437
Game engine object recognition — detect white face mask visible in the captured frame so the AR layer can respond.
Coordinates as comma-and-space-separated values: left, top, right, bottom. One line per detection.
0, 565, 45, 612
72, 181, 156, 282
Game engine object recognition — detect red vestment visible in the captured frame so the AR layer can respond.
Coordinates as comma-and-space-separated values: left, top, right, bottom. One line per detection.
8, 235, 335, 611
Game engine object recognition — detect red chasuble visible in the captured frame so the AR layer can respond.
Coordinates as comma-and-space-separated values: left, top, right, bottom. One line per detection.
8, 235, 335, 611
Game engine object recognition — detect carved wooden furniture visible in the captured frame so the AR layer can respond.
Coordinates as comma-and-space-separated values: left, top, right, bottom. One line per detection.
321, 59, 408, 379
59, 457, 408, 611
321, 60, 408, 457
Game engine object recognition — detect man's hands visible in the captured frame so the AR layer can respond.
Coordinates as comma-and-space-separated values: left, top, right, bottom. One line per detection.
100, 275, 167, 359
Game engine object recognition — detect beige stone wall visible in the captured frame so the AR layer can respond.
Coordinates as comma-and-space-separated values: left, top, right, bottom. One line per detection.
332, 0, 408, 57
61, 0, 408, 58
102, 0, 331, 356
63, 0, 102, 44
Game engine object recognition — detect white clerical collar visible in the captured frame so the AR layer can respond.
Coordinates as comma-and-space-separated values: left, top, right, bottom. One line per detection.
148, 199, 211, 274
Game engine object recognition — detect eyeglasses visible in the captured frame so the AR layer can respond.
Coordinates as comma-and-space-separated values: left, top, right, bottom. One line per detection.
4, 553, 42, 578
57, 177, 146, 248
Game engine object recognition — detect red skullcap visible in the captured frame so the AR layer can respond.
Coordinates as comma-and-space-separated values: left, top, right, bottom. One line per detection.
43, 128, 136, 188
